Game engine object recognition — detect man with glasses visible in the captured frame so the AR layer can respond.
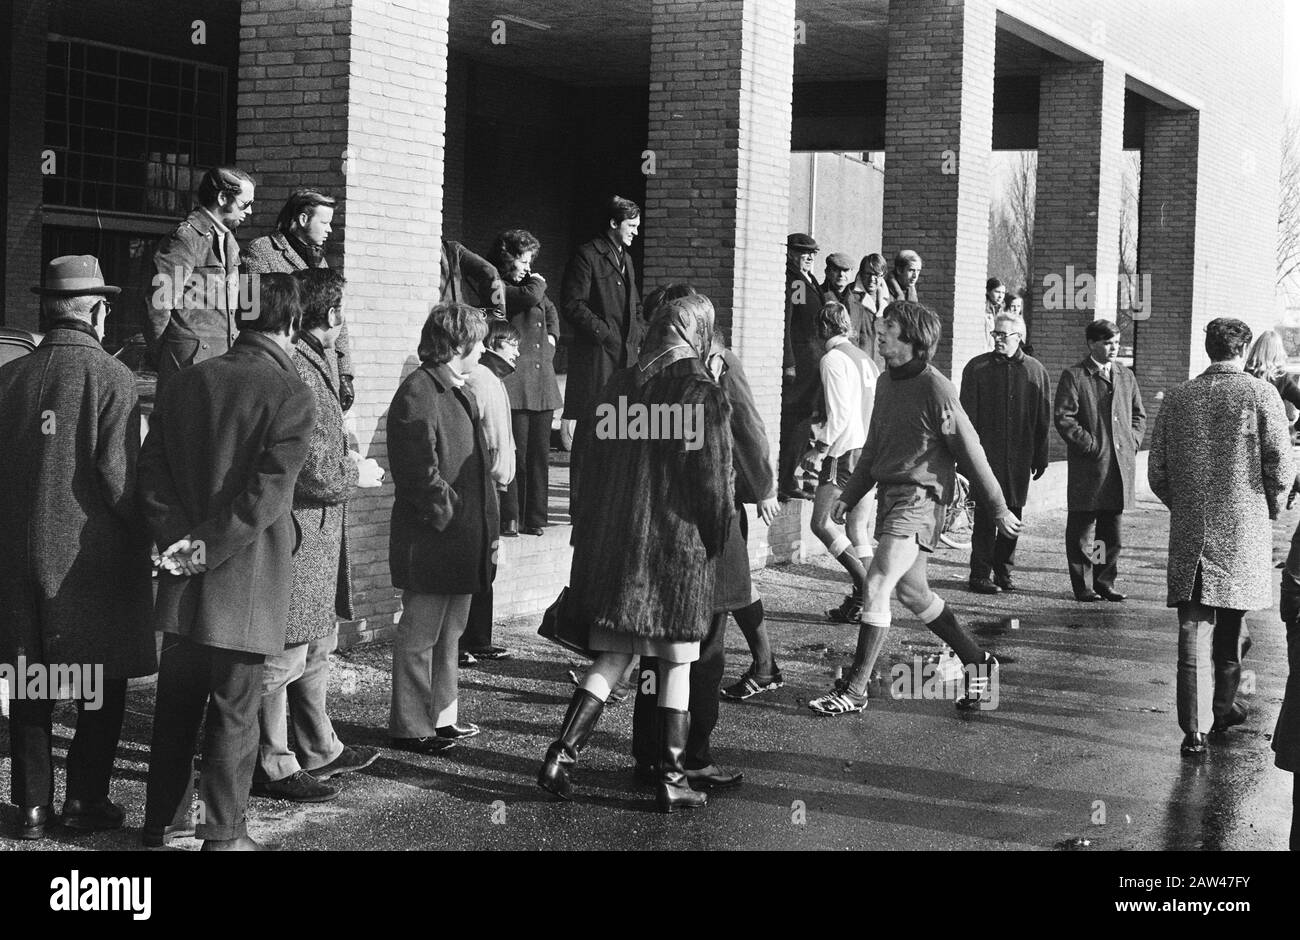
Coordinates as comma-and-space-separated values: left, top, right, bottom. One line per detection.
146, 165, 255, 391
959, 310, 1051, 594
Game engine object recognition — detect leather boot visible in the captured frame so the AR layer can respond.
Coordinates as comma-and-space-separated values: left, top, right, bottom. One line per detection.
537, 689, 605, 801
656, 708, 707, 813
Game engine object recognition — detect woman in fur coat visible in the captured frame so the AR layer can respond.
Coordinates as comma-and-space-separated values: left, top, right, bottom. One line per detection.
537, 292, 733, 813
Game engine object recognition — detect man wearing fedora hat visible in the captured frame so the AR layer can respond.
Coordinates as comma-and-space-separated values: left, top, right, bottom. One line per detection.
145, 165, 255, 391
0, 256, 157, 839
780, 232, 825, 500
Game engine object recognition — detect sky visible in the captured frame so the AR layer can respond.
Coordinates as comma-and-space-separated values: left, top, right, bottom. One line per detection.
1288, 0, 1300, 107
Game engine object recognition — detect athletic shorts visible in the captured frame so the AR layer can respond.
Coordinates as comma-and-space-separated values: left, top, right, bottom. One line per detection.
875, 482, 944, 553
817, 448, 860, 488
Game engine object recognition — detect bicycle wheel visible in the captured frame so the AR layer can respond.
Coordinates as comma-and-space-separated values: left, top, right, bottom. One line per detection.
938, 474, 976, 550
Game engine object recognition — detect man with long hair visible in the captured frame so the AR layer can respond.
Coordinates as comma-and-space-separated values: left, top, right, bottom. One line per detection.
244, 189, 357, 412
808, 301, 1018, 718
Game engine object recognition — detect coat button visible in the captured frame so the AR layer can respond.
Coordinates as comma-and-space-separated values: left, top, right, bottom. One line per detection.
202, 343, 209, 349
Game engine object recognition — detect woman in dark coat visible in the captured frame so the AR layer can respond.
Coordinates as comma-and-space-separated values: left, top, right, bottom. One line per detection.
491, 229, 563, 535
537, 293, 733, 813
387, 303, 495, 753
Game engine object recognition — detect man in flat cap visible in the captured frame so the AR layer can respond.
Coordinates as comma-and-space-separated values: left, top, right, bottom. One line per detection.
780, 233, 826, 500
0, 256, 156, 840
822, 253, 856, 312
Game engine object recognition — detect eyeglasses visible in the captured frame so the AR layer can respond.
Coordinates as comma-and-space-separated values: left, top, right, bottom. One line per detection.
989, 331, 1020, 340
234, 198, 254, 210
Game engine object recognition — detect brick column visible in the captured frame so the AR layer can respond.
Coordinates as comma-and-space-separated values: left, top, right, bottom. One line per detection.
881, 0, 996, 380
1134, 105, 1199, 440
1031, 59, 1126, 458
238, 0, 450, 640
642, 0, 794, 565
3, 0, 48, 331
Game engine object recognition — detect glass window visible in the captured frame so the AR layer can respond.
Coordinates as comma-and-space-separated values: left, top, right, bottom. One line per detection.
44, 38, 227, 216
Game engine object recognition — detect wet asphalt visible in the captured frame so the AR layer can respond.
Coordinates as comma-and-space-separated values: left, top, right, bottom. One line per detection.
1, 495, 1295, 852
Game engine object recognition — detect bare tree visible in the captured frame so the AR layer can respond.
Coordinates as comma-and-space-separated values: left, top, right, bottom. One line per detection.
1117, 150, 1141, 312
1279, 107, 1300, 295
993, 150, 1036, 292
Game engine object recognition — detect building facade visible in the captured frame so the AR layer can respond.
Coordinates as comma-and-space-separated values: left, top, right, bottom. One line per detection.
2, 0, 1285, 644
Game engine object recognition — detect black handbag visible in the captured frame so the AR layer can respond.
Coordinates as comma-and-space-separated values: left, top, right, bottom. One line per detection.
538, 586, 593, 658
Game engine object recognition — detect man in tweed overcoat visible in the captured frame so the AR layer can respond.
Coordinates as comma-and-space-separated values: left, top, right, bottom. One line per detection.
1149, 317, 1295, 756
251, 270, 382, 802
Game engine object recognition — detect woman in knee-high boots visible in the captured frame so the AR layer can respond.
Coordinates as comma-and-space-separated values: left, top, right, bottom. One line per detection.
537, 290, 733, 813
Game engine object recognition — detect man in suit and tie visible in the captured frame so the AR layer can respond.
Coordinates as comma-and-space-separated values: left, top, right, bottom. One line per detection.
560, 195, 644, 499
145, 166, 255, 391
1054, 319, 1147, 602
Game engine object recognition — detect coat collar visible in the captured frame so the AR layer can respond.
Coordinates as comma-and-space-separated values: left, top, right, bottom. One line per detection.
420, 361, 465, 391
1202, 361, 1243, 376
268, 231, 304, 267
40, 321, 104, 348
593, 235, 628, 274
481, 349, 515, 378
293, 335, 339, 398
293, 333, 331, 373
182, 207, 217, 238
1081, 356, 1117, 376
232, 329, 296, 373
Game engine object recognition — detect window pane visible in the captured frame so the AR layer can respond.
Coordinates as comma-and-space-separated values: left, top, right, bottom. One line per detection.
44, 39, 227, 212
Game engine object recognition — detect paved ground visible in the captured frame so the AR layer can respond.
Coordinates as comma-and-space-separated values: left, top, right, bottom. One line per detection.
1, 495, 1295, 851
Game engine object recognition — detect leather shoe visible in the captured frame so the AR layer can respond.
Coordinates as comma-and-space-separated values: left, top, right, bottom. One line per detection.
436, 722, 481, 740
522, 526, 545, 536
686, 764, 744, 789
1075, 590, 1102, 602
201, 835, 269, 851
968, 577, 1001, 595
250, 769, 339, 802
1210, 702, 1249, 735
390, 736, 458, 754
142, 821, 196, 848
308, 744, 380, 780
1181, 732, 1208, 756
19, 805, 51, 840
62, 797, 126, 832
993, 574, 1015, 592
501, 520, 519, 538
1097, 588, 1126, 602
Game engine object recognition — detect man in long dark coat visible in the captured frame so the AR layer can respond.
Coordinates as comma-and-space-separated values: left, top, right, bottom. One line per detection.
138, 272, 315, 851
1054, 319, 1146, 602
560, 196, 644, 498
779, 232, 825, 500
959, 309, 1051, 594
0, 256, 156, 840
